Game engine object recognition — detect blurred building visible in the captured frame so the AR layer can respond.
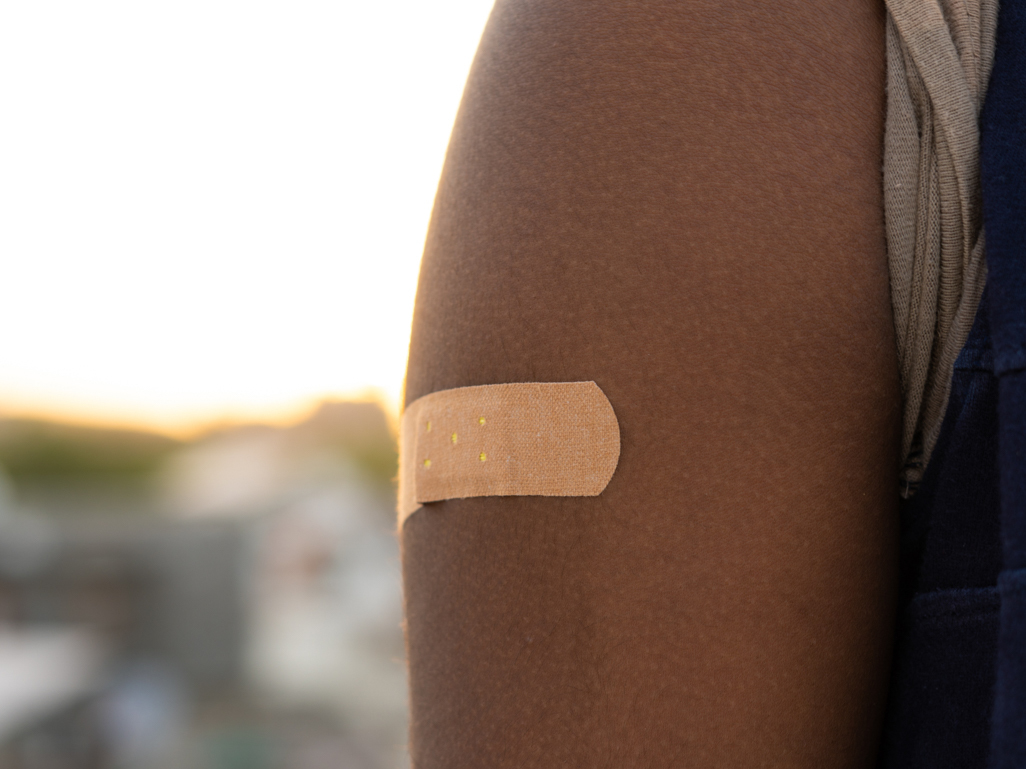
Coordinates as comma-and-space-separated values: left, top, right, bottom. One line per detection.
0, 401, 406, 769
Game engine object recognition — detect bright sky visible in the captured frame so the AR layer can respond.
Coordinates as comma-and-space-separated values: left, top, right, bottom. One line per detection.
0, 0, 495, 435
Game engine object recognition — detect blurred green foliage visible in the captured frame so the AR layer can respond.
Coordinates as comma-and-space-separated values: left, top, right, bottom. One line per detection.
0, 419, 181, 484
346, 442, 399, 491
0, 401, 400, 515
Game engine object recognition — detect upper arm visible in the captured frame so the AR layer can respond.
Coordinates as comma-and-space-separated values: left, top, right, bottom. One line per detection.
402, 1, 900, 766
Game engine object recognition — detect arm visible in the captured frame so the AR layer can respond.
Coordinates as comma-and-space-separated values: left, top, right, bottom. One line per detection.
402, 1, 900, 766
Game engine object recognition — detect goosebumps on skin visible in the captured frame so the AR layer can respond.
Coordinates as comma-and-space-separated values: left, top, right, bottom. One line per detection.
402, 0, 900, 767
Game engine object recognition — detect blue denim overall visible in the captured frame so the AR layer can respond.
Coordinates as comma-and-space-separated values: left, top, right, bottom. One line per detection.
877, 0, 1026, 765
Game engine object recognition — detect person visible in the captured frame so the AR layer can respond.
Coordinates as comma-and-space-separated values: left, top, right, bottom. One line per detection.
398, 0, 1026, 766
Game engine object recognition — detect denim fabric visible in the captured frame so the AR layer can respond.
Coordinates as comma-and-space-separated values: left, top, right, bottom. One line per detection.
981, 0, 1026, 386
876, 0, 1024, 763
878, 300, 1002, 769
981, 0, 1026, 763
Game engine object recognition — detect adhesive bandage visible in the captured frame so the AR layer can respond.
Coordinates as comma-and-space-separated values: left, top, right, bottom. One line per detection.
398, 381, 620, 526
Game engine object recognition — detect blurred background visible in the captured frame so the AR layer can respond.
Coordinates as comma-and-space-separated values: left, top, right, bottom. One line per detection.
0, 1, 495, 766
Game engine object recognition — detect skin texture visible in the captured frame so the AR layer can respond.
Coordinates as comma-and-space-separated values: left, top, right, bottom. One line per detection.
401, 1, 901, 767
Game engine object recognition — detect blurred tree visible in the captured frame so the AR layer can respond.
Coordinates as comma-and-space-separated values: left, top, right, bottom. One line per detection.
0, 420, 180, 483
0, 419, 180, 514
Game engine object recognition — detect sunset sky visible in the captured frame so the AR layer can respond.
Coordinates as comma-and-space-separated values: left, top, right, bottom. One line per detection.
0, 0, 495, 435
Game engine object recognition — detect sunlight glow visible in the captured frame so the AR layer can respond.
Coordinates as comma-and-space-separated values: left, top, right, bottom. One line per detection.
0, 0, 496, 433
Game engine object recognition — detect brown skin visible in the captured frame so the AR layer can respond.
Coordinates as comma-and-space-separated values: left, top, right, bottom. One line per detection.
402, 1, 900, 767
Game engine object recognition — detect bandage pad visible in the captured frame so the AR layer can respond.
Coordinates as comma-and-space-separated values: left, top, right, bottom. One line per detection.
398, 381, 620, 525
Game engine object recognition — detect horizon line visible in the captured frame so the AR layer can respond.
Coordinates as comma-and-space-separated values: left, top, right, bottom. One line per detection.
0, 388, 401, 440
